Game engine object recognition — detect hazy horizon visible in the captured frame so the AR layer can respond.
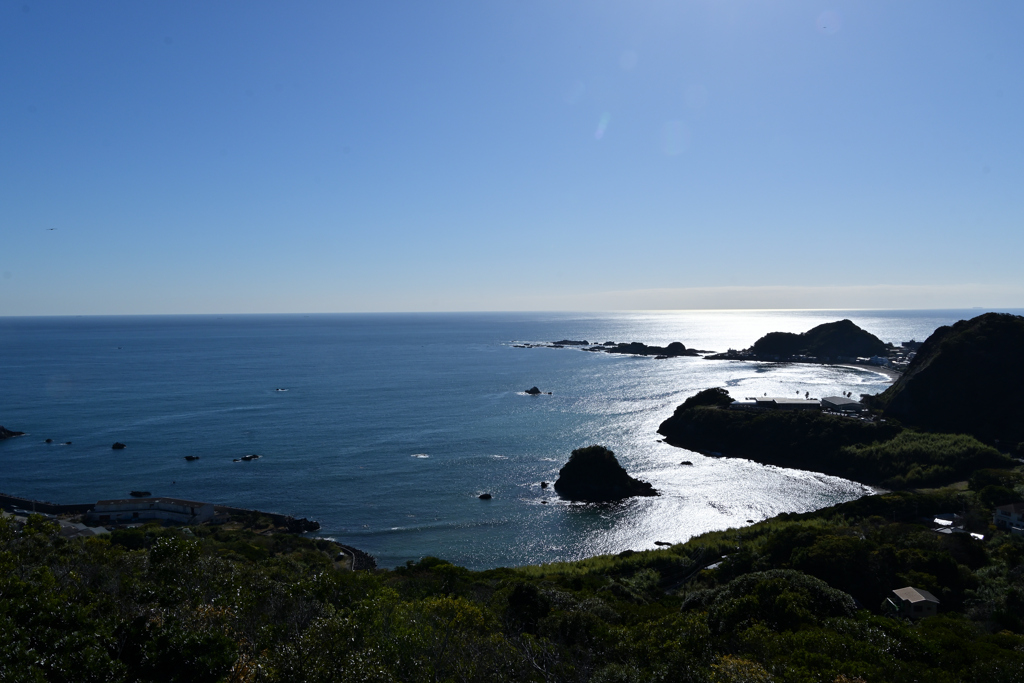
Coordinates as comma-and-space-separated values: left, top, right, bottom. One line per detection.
3, 2, 1022, 315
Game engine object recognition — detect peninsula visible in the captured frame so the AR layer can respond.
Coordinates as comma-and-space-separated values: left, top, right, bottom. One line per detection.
659, 313, 1024, 488
705, 318, 913, 371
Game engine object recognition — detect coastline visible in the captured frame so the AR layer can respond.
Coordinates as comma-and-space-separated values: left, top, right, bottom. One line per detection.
0, 490, 377, 569
837, 362, 902, 381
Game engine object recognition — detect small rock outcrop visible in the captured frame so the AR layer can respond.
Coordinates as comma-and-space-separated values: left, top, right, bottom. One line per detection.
479, 493, 492, 500
184, 455, 200, 461
603, 341, 699, 357
525, 387, 542, 395
0, 426, 26, 439
112, 442, 127, 450
553, 445, 657, 502
285, 517, 320, 533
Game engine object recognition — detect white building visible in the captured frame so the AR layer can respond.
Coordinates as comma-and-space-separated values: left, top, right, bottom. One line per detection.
993, 503, 1024, 535
87, 497, 214, 525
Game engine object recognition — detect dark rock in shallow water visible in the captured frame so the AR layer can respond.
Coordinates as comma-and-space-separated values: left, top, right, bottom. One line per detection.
0, 426, 26, 439
525, 387, 542, 395
679, 461, 693, 466
285, 517, 320, 533
540, 481, 549, 489
45, 438, 53, 443
112, 442, 126, 450
604, 341, 699, 357
479, 493, 492, 500
553, 445, 657, 502
552, 339, 589, 346
654, 541, 672, 546
129, 491, 150, 498
184, 455, 200, 461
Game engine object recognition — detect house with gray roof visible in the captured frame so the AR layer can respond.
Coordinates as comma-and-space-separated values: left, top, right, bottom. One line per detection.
887, 586, 939, 619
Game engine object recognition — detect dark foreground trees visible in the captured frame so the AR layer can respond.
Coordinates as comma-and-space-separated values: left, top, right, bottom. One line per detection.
4, 485, 1024, 683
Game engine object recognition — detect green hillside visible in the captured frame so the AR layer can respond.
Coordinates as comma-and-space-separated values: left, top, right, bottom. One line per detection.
866, 312, 1024, 449
749, 319, 889, 359
5, 482, 1024, 682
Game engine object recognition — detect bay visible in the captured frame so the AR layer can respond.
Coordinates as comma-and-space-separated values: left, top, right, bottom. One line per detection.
0, 309, 1014, 569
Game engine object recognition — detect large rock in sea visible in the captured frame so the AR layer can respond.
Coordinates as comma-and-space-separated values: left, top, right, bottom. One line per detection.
865, 312, 1024, 448
553, 445, 657, 502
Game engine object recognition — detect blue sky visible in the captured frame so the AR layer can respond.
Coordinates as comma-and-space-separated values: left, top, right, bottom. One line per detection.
2, 1, 1022, 314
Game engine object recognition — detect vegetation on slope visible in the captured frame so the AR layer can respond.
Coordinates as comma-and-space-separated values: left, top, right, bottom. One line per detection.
866, 312, 1024, 448
4, 480, 1024, 682
658, 390, 1011, 488
748, 319, 889, 359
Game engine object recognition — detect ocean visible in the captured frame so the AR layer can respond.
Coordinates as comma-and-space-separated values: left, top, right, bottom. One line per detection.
0, 309, 1012, 569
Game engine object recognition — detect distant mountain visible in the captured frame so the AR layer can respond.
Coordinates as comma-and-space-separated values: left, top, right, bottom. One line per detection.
749, 319, 888, 360
866, 312, 1024, 448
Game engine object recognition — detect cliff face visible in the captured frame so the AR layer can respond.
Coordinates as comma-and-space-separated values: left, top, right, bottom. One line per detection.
866, 312, 1024, 448
749, 319, 888, 359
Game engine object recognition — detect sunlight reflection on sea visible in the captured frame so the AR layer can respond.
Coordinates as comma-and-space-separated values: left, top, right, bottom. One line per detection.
0, 309, 1012, 569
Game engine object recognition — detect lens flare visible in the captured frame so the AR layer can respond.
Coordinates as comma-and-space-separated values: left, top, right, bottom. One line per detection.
595, 112, 611, 140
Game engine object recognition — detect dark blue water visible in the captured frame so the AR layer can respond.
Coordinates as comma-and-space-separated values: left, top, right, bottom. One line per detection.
1, 310, 1013, 569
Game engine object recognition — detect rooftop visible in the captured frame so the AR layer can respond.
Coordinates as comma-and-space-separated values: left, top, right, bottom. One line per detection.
755, 397, 820, 406
822, 396, 863, 406
893, 587, 939, 604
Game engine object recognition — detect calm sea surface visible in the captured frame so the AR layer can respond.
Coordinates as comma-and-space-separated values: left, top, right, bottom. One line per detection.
1, 309, 1016, 569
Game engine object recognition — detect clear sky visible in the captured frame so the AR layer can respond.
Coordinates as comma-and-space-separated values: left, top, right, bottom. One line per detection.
2, 1, 1023, 314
